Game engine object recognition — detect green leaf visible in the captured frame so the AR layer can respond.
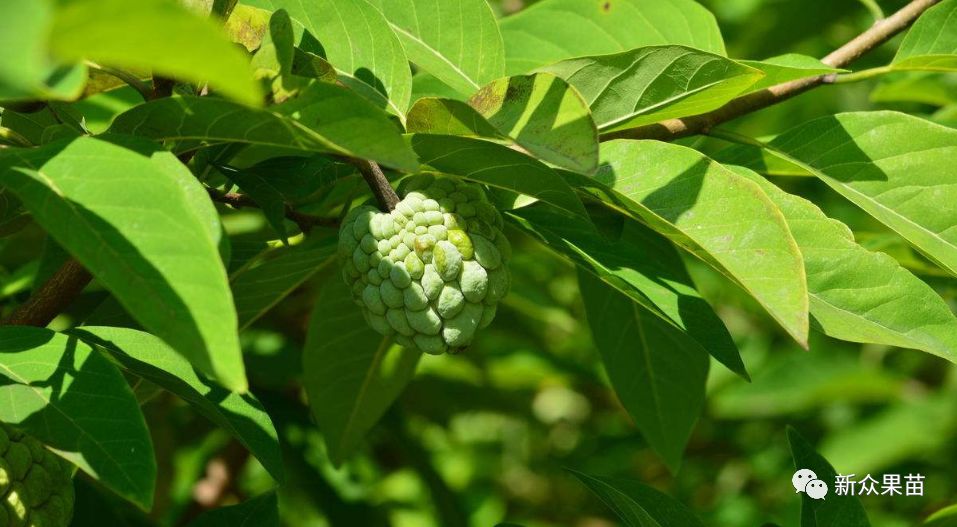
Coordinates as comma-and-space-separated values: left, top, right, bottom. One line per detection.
247, 0, 412, 113
568, 468, 706, 527
870, 73, 957, 107
406, 97, 504, 138
108, 83, 420, 172
302, 276, 422, 464
0, 136, 247, 391
926, 504, 957, 526
761, 111, 957, 278
499, 0, 726, 74
49, 0, 261, 106
469, 73, 599, 174
231, 232, 338, 329
220, 166, 292, 243
539, 46, 763, 132
185, 491, 279, 527
821, 393, 956, 474
509, 203, 747, 379
368, 0, 505, 96
409, 134, 587, 219
70, 326, 285, 483
0, 1, 87, 101
893, 0, 957, 72
740, 54, 844, 94
571, 140, 809, 346
578, 271, 709, 471
0, 327, 155, 509
734, 167, 957, 363
787, 427, 870, 527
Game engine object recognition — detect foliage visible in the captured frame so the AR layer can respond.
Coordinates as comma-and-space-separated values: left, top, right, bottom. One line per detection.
0, 0, 956, 525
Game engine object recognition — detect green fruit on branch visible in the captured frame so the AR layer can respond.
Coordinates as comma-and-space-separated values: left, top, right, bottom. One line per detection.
338, 175, 511, 354
0, 424, 74, 527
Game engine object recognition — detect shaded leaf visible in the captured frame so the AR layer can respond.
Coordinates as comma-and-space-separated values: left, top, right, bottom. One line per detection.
540, 46, 762, 132
109, 83, 419, 172
571, 140, 809, 346
409, 134, 587, 219
499, 0, 725, 74
787, 427, 871, 527
50, 0, 261, 106
579, 271, 709, 471
0, 327, 155, 509
469, 73, 598, 173
761, 112, 957, 278
247, 0, 412, 113
893, 0, 957, 72
231, 231, 338, 329
735, 167, 957, 363
926, 504, 957, 526
185, 491, 279, 527
302, 277, 422, 464
0, 137, 247, 391
406, 97, 503, 138
509, 203, 746, 379
369, 0, 505, 96
70, 326, 285, 483
220, 166, 292, 243
568, 468, 706, 526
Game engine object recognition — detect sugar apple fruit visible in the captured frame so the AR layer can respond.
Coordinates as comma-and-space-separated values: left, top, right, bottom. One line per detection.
0, 424, 74, 527
338, 174, 511, 354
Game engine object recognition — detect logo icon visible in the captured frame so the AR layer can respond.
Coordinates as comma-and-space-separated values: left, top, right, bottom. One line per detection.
792, 469, 828, 500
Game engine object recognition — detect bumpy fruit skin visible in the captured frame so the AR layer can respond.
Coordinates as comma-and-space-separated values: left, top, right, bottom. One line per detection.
0, 424, 74, 527
339, 175, 511, 354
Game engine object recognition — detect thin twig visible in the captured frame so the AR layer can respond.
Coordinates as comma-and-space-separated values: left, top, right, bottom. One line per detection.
206, 187, 340, 232
603, 0, 940, 142
1, 259, 93, 327
350, 158, 399, 211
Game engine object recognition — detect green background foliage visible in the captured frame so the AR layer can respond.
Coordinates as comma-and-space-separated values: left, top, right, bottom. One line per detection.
1, 0, 956, 526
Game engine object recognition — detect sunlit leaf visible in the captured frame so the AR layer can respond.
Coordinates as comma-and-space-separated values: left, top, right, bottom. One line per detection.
893, 0, 957, 72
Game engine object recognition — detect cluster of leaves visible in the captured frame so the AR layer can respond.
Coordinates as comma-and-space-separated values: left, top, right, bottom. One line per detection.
1, 0, 957, 525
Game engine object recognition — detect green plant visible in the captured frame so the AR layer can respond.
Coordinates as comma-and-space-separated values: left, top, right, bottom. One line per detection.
0, 0, 956, 525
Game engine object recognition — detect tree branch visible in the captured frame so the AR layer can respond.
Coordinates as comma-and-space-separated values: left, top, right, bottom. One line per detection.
205, 187, 340, 232
350, 159, 399, 211
602, 0, 940, 142
1, 259, 93, 327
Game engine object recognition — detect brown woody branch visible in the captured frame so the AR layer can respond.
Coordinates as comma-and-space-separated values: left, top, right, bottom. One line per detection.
1, 259, 92, 327
602, 0, 941, 142
350, 159, 399, 211
205, 187, 340, 232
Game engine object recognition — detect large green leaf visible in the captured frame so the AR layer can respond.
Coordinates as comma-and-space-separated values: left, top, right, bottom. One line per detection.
302, 277, 422, 464
499, 0, 725, 74
0, 327, 155, 509
893, 0, 957, 72
231, 231, 338, 329
539, 46, 762, 132
409, 134, 587, 219
568, 469, 706, 526
740, 54, 843, 94
108, 83, 419, 172
509, 204, 746, 379
0, 1, 87, 101
49, 0, 261, 106
70, 326, 285, 483
246, 0, 412, 113
735, 167, 957, 363
571, 140, 809, 346
185, 492, 279, 527
760, 112, 957, 278
787, 427, 870, 527
368, 0, 504, 96
469, 73, 599, 174
579, 271, 709, 471
0, 137, 247, 391
406, 97, 503, 138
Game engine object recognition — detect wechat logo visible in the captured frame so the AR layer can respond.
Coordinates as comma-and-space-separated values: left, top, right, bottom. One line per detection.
792, 469, 828, 500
